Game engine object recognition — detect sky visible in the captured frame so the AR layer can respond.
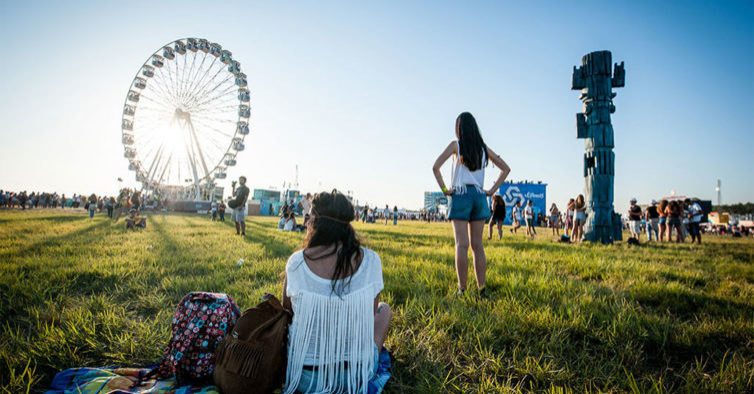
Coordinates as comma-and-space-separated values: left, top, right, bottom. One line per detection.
1, 0, 752, 212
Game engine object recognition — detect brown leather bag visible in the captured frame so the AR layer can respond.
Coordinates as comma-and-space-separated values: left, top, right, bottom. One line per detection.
213, 294, 292, 394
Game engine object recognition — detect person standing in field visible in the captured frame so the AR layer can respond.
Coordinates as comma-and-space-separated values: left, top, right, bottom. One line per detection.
393, 206, 398, 225
686, 198, 703, 244
432, 112, 511, 298
564, 198, 575, 237
549, 203, 560, 236
524, 200, 536, 238
658, 199, 669, 242
231, 176, 250, 236
210, 200, 218, 221
645, 200, 660, 241
218, 201, 226, 222
571, 195, 586, 243
628, 198, 642, 241
510, 200, 523, 234
488, 194, 505, 240
384, 204, 390, 225
666, 200, 684, 243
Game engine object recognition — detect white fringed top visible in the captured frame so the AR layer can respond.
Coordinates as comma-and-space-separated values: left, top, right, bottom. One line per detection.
284, 247, 384, 394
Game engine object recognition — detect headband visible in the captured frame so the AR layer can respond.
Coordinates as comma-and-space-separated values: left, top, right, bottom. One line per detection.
311, 207, 350, 224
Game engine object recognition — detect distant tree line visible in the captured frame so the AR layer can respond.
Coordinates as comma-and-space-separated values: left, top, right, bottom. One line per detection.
712, 202, 754, 215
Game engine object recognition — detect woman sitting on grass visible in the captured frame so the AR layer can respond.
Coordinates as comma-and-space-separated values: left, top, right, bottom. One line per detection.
282, 191, 391, 393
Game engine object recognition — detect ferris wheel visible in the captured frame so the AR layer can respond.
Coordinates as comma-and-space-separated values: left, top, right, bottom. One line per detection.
121, 38, 250, 199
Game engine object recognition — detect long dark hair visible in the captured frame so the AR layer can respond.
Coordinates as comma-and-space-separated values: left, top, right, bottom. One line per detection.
303, 190, 363, 295
456, 112, 488, 171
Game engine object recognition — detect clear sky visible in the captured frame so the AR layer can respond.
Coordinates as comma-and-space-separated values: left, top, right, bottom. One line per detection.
1, 0, 752, 212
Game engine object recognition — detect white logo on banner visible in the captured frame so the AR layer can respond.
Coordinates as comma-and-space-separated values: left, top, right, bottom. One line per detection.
503, 186, 525, 205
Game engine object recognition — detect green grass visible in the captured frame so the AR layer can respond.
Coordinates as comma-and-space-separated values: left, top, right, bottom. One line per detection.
1, 209, 753, 393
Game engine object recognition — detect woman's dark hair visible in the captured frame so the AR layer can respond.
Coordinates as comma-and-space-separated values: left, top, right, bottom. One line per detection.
303, 190, 363, 295
492, 195, 504, 207
456, 112, 488, 171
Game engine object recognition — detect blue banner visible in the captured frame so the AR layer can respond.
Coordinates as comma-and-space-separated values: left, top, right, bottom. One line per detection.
497, 183, 547, 225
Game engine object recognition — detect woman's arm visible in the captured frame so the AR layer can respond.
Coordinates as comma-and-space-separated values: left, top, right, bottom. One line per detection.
485, 146, 511, 196
282, 275, 292, 312
432, 141, 457, 196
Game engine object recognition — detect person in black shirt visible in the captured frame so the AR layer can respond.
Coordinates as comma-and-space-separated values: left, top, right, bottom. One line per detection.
488, 195, 506, 240
628, 198, 642, 241
645, 200, 660, 241
231, 176, 250, 235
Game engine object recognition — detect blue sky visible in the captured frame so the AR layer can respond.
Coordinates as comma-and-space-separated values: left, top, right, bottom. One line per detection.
1, 0, 752, 212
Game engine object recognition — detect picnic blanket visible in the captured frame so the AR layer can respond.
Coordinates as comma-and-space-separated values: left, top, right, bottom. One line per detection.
45, 366, 219, 393
46, 349, 391, 393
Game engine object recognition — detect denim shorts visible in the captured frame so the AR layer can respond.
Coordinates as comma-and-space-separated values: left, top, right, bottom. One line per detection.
659, 217, 667, 225
447, 186, 490, 222
297, 343, 379, 393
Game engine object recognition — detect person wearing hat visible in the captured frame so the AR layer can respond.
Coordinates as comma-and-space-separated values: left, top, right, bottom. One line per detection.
627, 198, 642, 241
645, 199, 660, 242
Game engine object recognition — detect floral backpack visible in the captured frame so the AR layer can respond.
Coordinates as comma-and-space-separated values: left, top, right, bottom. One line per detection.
147, 292, 241, 385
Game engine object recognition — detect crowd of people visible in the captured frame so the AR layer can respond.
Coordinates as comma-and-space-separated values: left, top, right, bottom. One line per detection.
0, 188, 155, 230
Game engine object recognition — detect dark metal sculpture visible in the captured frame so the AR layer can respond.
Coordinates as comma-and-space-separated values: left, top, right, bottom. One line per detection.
572, 51, 625, 244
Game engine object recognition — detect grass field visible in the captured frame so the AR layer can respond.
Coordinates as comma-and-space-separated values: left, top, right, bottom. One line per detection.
1, 209, 753, 393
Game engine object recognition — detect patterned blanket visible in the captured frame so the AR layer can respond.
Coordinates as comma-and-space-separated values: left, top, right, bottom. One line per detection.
46, 349, 391, 393
45, 366, 219, 393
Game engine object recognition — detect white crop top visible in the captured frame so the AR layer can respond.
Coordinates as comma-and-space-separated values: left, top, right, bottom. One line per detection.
284, 247, 384, 393
450, 141, 486, 189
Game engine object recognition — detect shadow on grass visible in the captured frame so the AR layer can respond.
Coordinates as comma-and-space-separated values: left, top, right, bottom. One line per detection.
0, 219, 111, 259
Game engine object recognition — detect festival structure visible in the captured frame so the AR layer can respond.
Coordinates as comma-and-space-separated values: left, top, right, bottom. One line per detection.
121, 38, 250, 202
572, 50, 625, 244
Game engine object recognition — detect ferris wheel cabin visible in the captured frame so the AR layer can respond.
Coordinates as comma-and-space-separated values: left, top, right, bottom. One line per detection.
133, 78, 146, 90
122, 119, 134, 131
122, 134, 134, 145
233, 138, 245, 151
239, 105, 250, 118
186, 38, 199, 52
224, 154, 237, 166
142, 65, 154, 78
221, 50, 233, 64
214, 171, 227, 179
162, 46, 175, 60
210, 43, 222, 57
198, 39, 210, 53
124, 148, 136, 159
127, 90, 140, 102
238, 88, 250, 102
151, 54, 164, 68
236, 121, 249, 135
174, 40, 186, 54
235, 73, 247, 87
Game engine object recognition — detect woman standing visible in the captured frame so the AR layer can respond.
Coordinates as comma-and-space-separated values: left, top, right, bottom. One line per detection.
658, 199, 668, 242
282, 191, 391, 393
571, 194, 586, 242
549, 203, 560, 236
432, 112, 511, 298
564, 198, 575, 237
488, 195, 505, 240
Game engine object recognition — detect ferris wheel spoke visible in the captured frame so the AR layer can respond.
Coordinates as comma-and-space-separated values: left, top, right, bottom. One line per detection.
193, 91, 239, 110
184, 51, 210, 100
192, 117, 235, 141
189, 60, 228, 103
184, 56, 218, 104
194, 70, 235, 102
139, 93, 175, 112
158, 58, 179, 103
153, 67, 180, 105
181, 51, 200, 101
190, 84, 237, 112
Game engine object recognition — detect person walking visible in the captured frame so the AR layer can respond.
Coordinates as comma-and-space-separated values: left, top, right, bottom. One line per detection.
571, 195, 586, 243
549, 203, 560, 236
488, 195, 505, 240
524, 200, 536, 238
432, 112, 511, 298
645, 200, 660, 241
510, 200, 523, 234
231, 176, 250, 235
393, 206, 398, 226
628, 198, 642, 241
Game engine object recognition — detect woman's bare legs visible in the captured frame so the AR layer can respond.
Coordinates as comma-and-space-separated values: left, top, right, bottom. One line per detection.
469, 220, 487, 289
374, 302, 392, 350
488, 221, 494, 240
496, 221, 503, 240
452, 219, 470, 290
